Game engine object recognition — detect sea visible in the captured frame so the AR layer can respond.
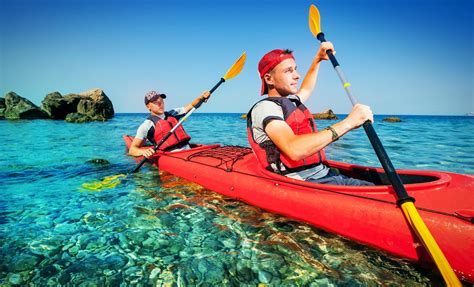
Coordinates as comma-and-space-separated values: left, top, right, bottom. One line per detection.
1, 113, 473, 286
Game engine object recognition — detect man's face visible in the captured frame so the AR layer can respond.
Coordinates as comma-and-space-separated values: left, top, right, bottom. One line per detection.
147, 97, 165, 115
266, 58, 300, 96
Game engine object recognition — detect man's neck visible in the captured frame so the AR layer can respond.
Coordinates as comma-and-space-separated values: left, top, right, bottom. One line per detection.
267, 89, 289, 97
150, 112, 165, 118
267, 93, 289, 98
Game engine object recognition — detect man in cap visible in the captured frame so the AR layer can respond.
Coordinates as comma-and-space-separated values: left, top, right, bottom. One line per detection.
129, 90, 210, 158
246, 43, 374, 185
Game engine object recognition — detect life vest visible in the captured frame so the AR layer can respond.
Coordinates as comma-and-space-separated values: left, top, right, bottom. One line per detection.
146, 113, 191, 151
247, 96, 326, 174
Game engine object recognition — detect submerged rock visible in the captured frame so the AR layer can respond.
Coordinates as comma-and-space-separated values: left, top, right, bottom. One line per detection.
86, 159, 110, 165
10, 253, 41, 272
3, 92, 49, 119
313, 109, 338, 120
382, 117, 402, 122
8, 273, 25, 285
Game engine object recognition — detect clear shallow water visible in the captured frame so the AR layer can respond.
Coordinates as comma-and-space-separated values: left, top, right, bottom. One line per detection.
1, 114, 473, 285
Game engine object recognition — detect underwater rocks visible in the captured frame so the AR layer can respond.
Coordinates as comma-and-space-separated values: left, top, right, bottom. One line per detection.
1, 89, 114, 122
86, 158, 110, 165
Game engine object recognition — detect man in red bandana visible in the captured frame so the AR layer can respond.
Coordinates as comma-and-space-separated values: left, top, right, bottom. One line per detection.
247, 43, 374, 185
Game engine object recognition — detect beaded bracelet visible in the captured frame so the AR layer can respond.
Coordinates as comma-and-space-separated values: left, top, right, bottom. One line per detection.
325, 126, 339, 141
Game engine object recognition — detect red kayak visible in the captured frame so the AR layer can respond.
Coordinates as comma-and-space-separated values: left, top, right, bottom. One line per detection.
123, 135, 474, 283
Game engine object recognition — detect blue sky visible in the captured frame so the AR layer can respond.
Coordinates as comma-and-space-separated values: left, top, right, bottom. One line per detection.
1, 0, 473, 115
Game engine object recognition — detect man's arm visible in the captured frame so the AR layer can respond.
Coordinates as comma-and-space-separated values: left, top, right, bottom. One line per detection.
128, 137, 155, 158
265, 103, 373, 161
183, 91, 211, 113
297, 42, 335, 103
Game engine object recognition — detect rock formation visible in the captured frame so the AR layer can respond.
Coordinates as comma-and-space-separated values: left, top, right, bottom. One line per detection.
2, 89, 114, 122
0, 97, 5, 119
41, 92, 79, 119
3, 92, 49, 119
42, 89, 114, 122
382, 117, 402, 122
313, 109, 338, 120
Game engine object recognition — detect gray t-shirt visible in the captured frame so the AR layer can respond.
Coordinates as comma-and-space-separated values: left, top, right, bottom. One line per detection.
135, 107, 190, 151
249, 95, 329, 180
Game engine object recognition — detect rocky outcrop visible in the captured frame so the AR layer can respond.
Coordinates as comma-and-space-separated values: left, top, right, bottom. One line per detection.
42, 89, 114, 122
2, 89, 114, 122
65, 113, 94, 123
41, 92, 80, 119
0, 97, 5, 119
3, 92, 49, 120
382, 117, 402, 123
313, 109, 338, 120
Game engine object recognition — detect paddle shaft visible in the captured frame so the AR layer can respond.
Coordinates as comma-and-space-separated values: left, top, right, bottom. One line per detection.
130, 78, 226, 174
317, 32, 413, 205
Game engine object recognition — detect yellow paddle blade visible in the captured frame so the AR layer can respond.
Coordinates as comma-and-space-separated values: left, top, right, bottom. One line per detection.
80, 174, 126, 192
401, 202, 462, 286
223, 52, 246, 80
309, 4, 322, 37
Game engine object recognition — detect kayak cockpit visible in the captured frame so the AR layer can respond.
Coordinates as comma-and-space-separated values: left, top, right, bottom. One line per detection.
330, 161, 441, 185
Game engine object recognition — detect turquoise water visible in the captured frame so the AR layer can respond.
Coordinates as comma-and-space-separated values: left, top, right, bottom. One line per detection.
1, 114, 473, 285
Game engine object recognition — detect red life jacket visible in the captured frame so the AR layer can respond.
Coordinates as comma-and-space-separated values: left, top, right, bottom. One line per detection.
146, 113, 191, 151
247, 96, 326, 174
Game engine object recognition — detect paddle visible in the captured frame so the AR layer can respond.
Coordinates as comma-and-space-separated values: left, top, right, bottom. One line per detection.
130, 52, 247, 174
80, 53, 246, 192
309, 5, 461, 286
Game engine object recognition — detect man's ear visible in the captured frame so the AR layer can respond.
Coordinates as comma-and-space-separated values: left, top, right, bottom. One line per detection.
263, 73, 273, 86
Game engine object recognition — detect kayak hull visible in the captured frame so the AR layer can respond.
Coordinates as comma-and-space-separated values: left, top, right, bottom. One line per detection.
123, 135, 474, 282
